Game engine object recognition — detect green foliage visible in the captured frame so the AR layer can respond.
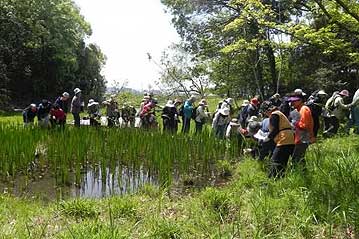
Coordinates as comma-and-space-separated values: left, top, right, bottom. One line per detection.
108, 196, 138, 219
59, 199, 99, 219
0, 0, 106, 107
162, 0, 359, 97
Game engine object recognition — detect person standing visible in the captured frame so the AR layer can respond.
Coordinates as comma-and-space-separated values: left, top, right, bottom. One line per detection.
194, 99, 209, 134
88, 99, 100, 126
71, 88, 82, 127
102, 95, 119, 127
323, 90, 350, 136
162, 100, 178, 133
212, 107, 230, 139
288, 95, 315, 167
348, 88, 359, 134
263, 103, 295, 178
182, 96, 196, 133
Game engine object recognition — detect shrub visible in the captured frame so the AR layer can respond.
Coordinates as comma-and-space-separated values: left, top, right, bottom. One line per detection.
59, 199, 99, 219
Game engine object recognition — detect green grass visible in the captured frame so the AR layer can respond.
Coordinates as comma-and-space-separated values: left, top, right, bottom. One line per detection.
0, 135, 358, 238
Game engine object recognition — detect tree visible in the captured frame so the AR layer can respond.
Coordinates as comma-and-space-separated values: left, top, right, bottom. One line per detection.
0, 0, 106, 107
158, 44, 211, 98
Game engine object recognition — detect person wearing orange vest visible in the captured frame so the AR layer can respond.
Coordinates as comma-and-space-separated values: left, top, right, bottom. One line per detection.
288, 95, 315, 166
262, 103, 295, 178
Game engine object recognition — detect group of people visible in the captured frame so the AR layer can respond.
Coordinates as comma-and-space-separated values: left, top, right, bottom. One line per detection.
22, 88, 138, 128
160, 87, 359, 178
22, 89, 81, 128
22, 86, 359, 178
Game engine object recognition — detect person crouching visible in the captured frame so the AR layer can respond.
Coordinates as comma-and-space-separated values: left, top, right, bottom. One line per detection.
50, 104, 66, 129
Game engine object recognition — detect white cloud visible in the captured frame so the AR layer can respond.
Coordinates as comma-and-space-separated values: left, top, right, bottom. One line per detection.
74, 0, 180, 90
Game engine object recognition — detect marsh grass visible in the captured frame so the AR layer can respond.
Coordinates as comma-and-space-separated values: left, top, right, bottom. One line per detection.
0, 123, 358, 238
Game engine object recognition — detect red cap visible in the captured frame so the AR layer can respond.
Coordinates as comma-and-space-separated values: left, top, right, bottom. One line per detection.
251, 98, 259, 106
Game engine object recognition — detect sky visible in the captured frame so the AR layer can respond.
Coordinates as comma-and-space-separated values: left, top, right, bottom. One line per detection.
74, 0, 180, 90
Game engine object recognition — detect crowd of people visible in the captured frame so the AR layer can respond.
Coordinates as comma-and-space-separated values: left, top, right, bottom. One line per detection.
21, 86, 359, 177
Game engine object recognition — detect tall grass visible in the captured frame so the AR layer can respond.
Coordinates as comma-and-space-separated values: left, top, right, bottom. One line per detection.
0, 124, 240, 195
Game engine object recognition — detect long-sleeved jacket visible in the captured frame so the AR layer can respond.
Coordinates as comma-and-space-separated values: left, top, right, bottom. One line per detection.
23, 106, 38, 123
54, 97, 69, 113
195, 105, 208, 123
37, 101, 52, 120
70, 95, 82, 114
183, 100, 193, 119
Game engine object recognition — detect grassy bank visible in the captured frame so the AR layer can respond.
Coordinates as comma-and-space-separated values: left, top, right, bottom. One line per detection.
0, 135, 358, 238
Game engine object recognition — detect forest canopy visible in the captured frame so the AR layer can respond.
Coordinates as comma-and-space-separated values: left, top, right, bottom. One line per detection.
0, 0, 106, 108
161, 0, 359, 98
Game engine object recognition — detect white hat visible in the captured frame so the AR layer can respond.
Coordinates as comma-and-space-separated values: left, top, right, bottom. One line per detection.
219, 107, 230, 116
30, 103, 37, 108
248, 116, 259, 123
241, 100, 250, 107
294, 88, 306, 96
199, 99, 208, 106
225, 98, 233, 105
229, 118, 240, 126
88, 99, 98, 107
62, 92, 70, 97
74, 88, 81, 94
165, 100, 174, 107
317, 90, 327, 95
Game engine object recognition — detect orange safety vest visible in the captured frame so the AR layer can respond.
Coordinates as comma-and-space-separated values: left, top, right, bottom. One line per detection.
269, 110, 294, 146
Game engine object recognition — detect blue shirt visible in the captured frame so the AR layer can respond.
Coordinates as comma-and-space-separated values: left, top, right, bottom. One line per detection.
183, 100, 193, 118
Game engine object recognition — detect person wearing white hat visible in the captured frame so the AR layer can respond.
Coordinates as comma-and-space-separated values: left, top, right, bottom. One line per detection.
306, 90, 328, 137
161, 100, 178, 133
70, 88, 82, 127
22, 103, 38, 126
294, 89, 307, 97
102, 95, 119, 127
54, 91, 70, 124
212, 107, 230, 139
194, 99, 209, 134
87, 99, 100, 126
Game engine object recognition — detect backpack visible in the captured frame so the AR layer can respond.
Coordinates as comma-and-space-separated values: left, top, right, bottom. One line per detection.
305, 101, 322, 119
325, 94, 339, 112
191, 106, 198, 120
178, 105, 184, 117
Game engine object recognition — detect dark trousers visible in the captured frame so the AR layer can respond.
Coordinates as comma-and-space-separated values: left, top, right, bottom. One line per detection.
195, 121, 204, 134
182, 117, 191, 133
269, 145, 294, 178
73, 113, 80, 127
292, 143, 309, 166
259, 140, 276, 161
323, 116, 339, 135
